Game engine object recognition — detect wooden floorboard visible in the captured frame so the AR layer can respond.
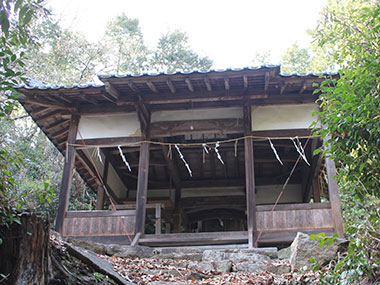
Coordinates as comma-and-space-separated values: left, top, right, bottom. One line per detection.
67, 227, 335, 247
139, 231, 248, 246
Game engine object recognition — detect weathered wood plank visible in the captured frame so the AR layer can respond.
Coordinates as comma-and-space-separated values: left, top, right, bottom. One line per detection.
65, 210, 136, 218
256, 208, 334, 231
256, 203, 331, 212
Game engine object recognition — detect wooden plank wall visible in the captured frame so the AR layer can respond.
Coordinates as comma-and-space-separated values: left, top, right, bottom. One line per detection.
256, 203, 334, 232
62, 210, 135, 237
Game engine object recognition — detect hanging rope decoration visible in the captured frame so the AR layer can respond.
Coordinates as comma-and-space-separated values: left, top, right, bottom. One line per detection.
167, 144, 172, 160
268, 138, 283, 166
117, 145, 132, 172
174, 144, 192, 176
202, 143, 210, 163
96, 147, 103, 164
214, 141, 224, 165
290, 136, 310, 166
234, 140, 238, 157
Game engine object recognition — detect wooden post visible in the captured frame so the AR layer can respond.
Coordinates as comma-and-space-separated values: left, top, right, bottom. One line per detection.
245, 137, 257, 248
165, 223, 171, 233
96, 156, 109, 210
312, 179, 321, 203
55, 114, 80, 233
323, 135, 344, 237
325, 157, 344, 237
134, 142, 150, 235
155, 203, 162, 234
95, 186, 105, 210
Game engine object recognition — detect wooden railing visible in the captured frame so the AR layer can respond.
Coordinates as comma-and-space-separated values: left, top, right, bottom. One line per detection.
61, 203, 335, 246
256, 203, 335, 244
62, 210, 135, 237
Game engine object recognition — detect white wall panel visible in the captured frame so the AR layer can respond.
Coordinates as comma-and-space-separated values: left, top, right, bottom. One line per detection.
77, 113, 140, 139
251, 103, 319, 131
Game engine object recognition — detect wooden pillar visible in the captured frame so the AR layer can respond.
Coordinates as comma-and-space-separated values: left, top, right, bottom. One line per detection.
95, 186, 105, 210
165, 222, 170, 233
134, 142, 150, 235
244, 137, 257, 248
325, 157, 344, 237
55, 114, 80, 233
312, 179, 321, 203
96, 156, 109, 210
173, 213, 181, 233
155, 203, 162, 234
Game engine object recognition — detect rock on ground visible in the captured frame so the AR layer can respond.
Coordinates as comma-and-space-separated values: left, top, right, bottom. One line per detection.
290, 232, 347, 271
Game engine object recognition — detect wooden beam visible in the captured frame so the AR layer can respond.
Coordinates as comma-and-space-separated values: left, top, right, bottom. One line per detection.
104, 82, 120, 100
204, 77, 212, 91
166, 80, 176, 93
134, 142, 150, 235
51, 127, 69, 139
75, 136, 142, 148
45, 119, 69, 132
79, 103, 136, 114
32, 106, 53, 116
243, 75, 248, 88
138, 93, 268, 105
76, 150, 101, 186
244, 136, 257, 248
20, 97, 76, 111
181, 196, 246, 210
127, 80, 138, 92
55, 114, 80, 233
37, 110, 63, 122
224, 77, 230, 91
264, 72, 270, 91
146, 80, 158, 93
185, 78, 194, 92
79, 93, 98, 105
251, 128, 313, 139
100, 91, 117, 103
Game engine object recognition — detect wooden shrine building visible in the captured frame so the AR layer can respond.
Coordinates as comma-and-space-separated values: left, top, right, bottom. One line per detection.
17, 66, 344, 247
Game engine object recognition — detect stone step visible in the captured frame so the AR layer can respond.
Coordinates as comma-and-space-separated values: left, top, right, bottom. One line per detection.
154, 246, 278, 259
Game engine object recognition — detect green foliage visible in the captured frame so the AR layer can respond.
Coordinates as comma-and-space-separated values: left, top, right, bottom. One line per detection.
0, 0, 37, 116
102, 13, 149, 74
0, 0, 38, 243
152, 29, 213, 73
309, 210, 380, 284
311, 0, 380, 283
25, 16, 105, 85
251, 50, 274, 67
281, 42, 311, 74
280, 41, 336, 74
315, 0, 380, 197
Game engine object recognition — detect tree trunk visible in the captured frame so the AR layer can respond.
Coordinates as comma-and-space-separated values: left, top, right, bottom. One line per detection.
0, 213, 50, 284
